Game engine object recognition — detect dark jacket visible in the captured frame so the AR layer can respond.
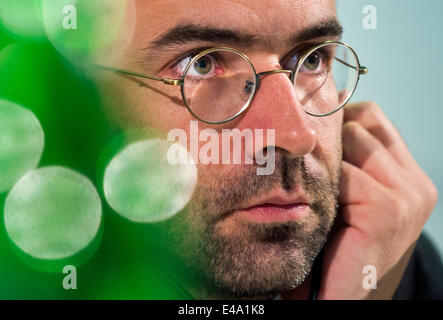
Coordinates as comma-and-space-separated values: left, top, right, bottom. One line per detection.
393, 233, 443, 300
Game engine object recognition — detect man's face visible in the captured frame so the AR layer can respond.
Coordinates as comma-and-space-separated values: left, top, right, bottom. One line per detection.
98, 0, 343, 298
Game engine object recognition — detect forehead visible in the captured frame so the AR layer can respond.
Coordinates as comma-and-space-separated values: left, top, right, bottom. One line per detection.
132, 0, 337, 42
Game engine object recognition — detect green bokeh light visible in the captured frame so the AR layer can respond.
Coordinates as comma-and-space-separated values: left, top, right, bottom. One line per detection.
41, 0, 131, 61
0, 0, 46, 40
4, 166, 102, 267
0, 99, 44, 193
103, 139, 197, 223
0, 3, 194, 298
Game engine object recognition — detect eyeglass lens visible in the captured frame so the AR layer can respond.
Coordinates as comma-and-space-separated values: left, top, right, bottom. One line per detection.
294, 43, 359, 116
182, 49, 256, 123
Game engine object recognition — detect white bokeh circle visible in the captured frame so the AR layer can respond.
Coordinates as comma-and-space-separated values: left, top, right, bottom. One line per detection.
4, 166, 102, 260
103, 139, 197, 223
0, 99, 44, 193
41, 0, 136, 62
0, 0, 46, 39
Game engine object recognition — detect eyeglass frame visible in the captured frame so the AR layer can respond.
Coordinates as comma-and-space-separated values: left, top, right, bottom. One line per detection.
95, 40, 368, 125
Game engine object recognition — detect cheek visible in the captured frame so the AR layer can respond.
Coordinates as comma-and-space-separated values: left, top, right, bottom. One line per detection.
309, 110, 343, 174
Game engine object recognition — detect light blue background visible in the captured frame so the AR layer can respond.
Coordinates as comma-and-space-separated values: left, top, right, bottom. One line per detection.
337, 0, 443, 254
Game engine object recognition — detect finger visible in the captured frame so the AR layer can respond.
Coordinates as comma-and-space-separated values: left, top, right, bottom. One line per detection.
344, 102, 414, 168
339, 161, 390, 229
342, 120, 404, 188
339, 160, 387, 205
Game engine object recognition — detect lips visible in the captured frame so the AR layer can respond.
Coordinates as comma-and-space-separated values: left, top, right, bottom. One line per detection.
232, 194, 311, 224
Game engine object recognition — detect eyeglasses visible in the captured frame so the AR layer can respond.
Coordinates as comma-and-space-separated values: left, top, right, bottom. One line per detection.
96, 41, 367, 124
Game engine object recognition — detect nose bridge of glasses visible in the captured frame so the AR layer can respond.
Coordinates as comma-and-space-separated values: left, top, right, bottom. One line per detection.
255, 69, 295, 90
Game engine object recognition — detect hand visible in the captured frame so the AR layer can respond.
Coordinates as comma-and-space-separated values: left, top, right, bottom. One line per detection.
318, 102, 438, 299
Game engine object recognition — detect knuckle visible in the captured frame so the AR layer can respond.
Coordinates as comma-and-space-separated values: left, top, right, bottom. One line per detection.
402, 180, 435, 225
345, 101, 384, 123
363, 101, 382, 118
426, 179, 439, 211
416, 173, 439, 216
342, 120, 362, 136
409, 190, 425, 218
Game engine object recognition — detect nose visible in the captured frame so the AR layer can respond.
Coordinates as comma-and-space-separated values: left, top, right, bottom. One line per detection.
239, 70, 318, 159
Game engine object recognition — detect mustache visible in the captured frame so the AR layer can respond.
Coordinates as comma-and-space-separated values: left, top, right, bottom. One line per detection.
193, 152, 338, 224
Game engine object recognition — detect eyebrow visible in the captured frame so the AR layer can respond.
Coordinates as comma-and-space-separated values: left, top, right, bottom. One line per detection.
290, 19, 343, 44
147, 18, 343, 52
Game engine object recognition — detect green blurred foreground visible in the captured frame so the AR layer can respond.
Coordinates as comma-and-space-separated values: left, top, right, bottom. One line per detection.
0, 0, 195, 299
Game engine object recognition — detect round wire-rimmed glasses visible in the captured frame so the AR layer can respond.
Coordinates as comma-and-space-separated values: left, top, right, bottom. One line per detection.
96, 41, 367, 124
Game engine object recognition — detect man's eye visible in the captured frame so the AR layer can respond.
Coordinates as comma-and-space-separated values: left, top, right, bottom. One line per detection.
193, 56, 212, 75
303, 51, 322, 71
285, 48, 328, 74
172, 53, 221, 79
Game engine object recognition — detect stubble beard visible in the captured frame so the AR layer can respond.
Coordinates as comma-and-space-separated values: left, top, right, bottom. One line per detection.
163, 154, 341, 299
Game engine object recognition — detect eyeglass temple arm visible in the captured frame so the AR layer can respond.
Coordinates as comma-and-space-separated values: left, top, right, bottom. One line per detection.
333, 57, 368, 75
92, 64, 184, 86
